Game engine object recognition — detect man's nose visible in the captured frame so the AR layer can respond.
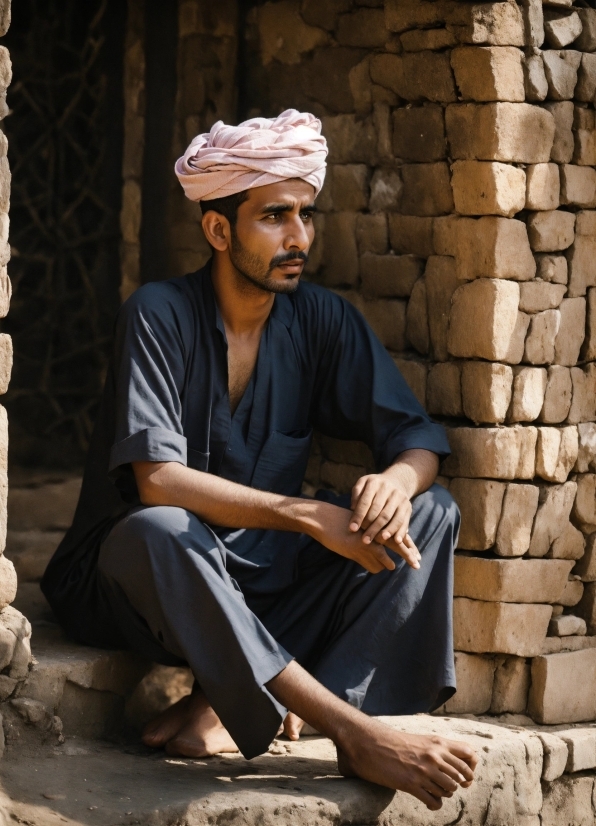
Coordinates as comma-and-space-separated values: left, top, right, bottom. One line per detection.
284, 215, 310, 250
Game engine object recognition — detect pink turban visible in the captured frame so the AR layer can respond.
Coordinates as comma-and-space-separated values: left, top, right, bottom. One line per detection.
175, 109, 327, 202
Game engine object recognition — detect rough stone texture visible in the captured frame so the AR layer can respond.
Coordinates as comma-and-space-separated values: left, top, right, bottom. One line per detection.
426, 362, 462, 417
535, 426, 578, 483
541, 775, 596, 826
454, 557, 574, 603
543, 101, 574, 164
524, 53, 549, 101
392, 105, 446, 162
453, 598, 552, 656
576, 53, 596, 103
561, 164, 596, 209
543, 12, 583, 50
388, 215, 434, 257
527, 209, 575, 252
405, 277, 429, 355
529, 649, 596, 723
575, 534, 596, 581
519, 281, 566, 313
491, 655, 530, 714
442, 426, 537, 480
449, 479, 505, 550
538, 731, 569, 782
400, 162, 454, 216
524, 309, 561, 365
536, 253, 568, 285
540, 365, 573, 423
549, 614, 587, 637
447, 278, 520, 361
542, 49, 581, 100
528, 481, 577, 557
576, 7, 596, 52
451, 160, 526, 217
360, 254, 421, 298
554, 298, 586, 366
495, 483, 540, 557
370, 52, 457, 103
442, 652, 495, 714
549, 522, 585, 560
461, 361, 513, 424
526, 162, 560, 211
450, 46, 525, 102
574, 474, 596, 533
449, 216, 535, 281
425, 255, 459, 362
508, 366, 547, 422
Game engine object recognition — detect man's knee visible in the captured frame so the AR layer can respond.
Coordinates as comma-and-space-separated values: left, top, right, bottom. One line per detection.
411, 484, 460, 545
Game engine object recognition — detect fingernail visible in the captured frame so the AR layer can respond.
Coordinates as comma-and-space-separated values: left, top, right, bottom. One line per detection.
349, 523, 358, 531
363, 536, 371, 544
382, 531, 390, 540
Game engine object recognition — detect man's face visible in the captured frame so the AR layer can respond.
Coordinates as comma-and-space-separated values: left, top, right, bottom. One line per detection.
228, 179, 316, 294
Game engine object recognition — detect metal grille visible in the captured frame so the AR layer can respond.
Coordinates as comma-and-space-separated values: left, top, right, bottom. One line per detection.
2, 0, 123, 467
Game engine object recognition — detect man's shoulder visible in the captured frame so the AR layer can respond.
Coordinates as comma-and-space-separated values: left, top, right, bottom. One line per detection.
119, 274, 198, 325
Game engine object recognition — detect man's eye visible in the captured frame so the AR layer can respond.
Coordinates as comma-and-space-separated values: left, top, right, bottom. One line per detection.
301, 212, 314, 221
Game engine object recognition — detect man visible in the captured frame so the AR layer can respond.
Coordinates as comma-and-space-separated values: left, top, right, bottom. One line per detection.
42, 109, 477, 811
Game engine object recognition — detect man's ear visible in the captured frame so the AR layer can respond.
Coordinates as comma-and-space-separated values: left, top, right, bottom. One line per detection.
201, 211, 231, 251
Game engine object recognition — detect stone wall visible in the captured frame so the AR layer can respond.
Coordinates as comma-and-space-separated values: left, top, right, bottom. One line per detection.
121, 0, 596, 726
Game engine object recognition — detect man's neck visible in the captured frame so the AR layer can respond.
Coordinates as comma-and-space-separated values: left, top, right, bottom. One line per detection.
211, 252, 274, 338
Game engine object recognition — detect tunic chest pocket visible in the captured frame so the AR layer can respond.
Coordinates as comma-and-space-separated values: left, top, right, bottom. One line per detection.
251, 429, 313, 496
187, 448, 210, 472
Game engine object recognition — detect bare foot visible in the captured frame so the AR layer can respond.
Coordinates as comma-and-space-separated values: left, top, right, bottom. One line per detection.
142, 691, 238, 757
336, 721, 478, 811
283, 712, 304, 741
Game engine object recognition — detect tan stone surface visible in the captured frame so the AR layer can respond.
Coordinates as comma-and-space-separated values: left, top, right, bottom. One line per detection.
525, 163, 560, 211
388, 215, 434, 256
540, 365, 572, 423
574, 533, 596, 581
451, 160, 525, 217
537, 731, 568, 782
541, 774, 596, 825
360, 254, 421, 298
453, 216, 536, 281
405, 277, 429, 355
368, 167, 402, 213
450, 46, 525, 102
491, 655, 530, 714
400, 28, 457, 53
446, 102, 555, 163
560, 164, 596, 209
536, 426, 578, 483
524, 53, 548, 101
442, 652, 495, 715
355, 213, 387, 255
322, 114, 377, 164
558, 578, 584, 607
567, 234, 596, 298
543, 101, 574, 163
449, 479, 506, 551
567, 366, 596, 425
549, 523, 585, 560
576, 53, 596, 102
447, 278, 520, 361
426, 362, 462, 417
461, 361, 513, 424
0, 555, 17, 611
425, 255, 459, 361
328, 164, 370, 211
320, 212, 358, 286
574, 423, 596, 473
400, 162, 454, 216
495, 483, 540, 557
524, 309, 561, 365
394, 358, 427, 407
451, 2, 525, 47
453, 598, 552, 656
581, 288, 596, 361
529, 648, 596, 723
527, 209, 575, 252
370, 51, 457, 103
542, 49, 581, 100
528, 481, 576, 557
548, 614, 587, 637
535, 253, 567, 285
508, 367, 547, 422
454, 556, 574, 603
442, 426, 537, 480
392, 105, 446, 162
577, 580, 596, 634
360, 299, 406, 351
576, 7, 596, 51
543, 11, 583, 49
519, 281, 566, 312
573, 473, 596, 532
554, 297, 586, 366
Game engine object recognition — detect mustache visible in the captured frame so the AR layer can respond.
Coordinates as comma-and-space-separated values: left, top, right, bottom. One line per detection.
269, 250, 309, 270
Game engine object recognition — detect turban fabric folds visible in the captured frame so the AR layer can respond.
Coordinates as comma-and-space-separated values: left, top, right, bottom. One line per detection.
175, 109, 328, 202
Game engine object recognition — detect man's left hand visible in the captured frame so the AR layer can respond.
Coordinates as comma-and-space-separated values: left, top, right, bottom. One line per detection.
349, 473, 414, 547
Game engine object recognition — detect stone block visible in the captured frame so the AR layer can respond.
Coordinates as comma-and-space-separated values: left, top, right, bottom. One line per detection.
442, 425, 537, 480
355, 213, 388, 255
522, 0, 545, 49
447, 278, 520, 361
524, 309, 561, 365
568, 366, 596, 425
568, 237, 596, 299
491, 656, 530, 714
449, 479, 505, 551
405, 277, 429, 355
540, 366, 572, 423
542, 49, 581, 100
558, 578, 584, 608
451, 216, 536, 281
535, 254, 567, 284
443, 652, 495, 715
0, 556, 16, 612
543, 11, 583, 49
582, 288, 596, 361
575, 422, 596, 473
0, 334, 12, 396
425, 255, 459, 362
560, 165, 596, 209
454, 598, 552, 656
400, 28, 458, 52
525, 163, 560, 211
451, 2, 525, 47
368, 168, 402, 213
575, 533, 596, 582
575, 8, 596, 51
321, 115, 377, 165
370, 52, 456, 103
495, 483, 540, 557
509, 313, 533, 365
541, 775, 595, 825
302, 48, 368, 115
301, 0, 351, 30
388, 215, 434, 256
446, 102, 555, 163
543, 101, 574, 163
451, 161, 525, 218
577, 581, 596, 633
454, 556, 573, 603
519, 281, 566, 313
536, 426, 578, 483
320, 212, 359, 287
392, 105, 446, 162
527, 210, 575, 252
574, 473, 596, 533
508, 367, 547, 423
328, 164, 370, 211
450, 46, 524, 102
528, 481, 576, 557
537, 732, 568, 782
393, 358, 427, 407
524, 54, 548, 101
574, 124, 596, 167
360, 254, 421, 299
549, 614, 586, 637
461, 362, 513, 425
336, 8, 386, 48
258, 1, 328, 65
399, 163, 453, 217
576, 53, 596, 103
549, 523, 585, 560
554, 297, 586, 366
426, 362, 462, 417
529, 648, 596, 724
361, 299, 406, 352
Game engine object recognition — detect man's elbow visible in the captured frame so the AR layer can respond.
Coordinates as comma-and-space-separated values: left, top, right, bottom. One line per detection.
132, 462, 172, 507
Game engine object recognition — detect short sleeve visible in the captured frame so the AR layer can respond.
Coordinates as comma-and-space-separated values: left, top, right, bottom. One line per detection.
108, 284, 192, 478
312, 294, 450, 470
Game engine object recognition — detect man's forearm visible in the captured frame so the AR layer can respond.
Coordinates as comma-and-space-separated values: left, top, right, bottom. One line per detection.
381, 449, 439, 499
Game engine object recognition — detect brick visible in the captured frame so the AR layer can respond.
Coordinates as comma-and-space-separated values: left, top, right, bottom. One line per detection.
543, 11, 583, 49
491, 655, 530, 714
573, 473, 596, 533
388, 215, 434, 256
258, 1, 328, 65
321, 115, 377, 164
425, 255, 459, 362
576, 53, 596, 103
399, 163, 453, 217
575, 422, 596, 474
400, 28, 457, 53
523, 54, 548, 101
370, 52, 456, 103
355, 213, 388, 255
554, 297, 586, 366
449, 479, 505, 550
537, 732, 569, 782
455, 556, 573, 604
527, 210, 575, 252
384, 0, 448, 34
461, 362, 513, 425
446, 103, 555, 163
405, 277, 429, 355
525, 163, 560, 211
536, 426, 578, 483
508, 367, 547, 422
336, 9, 387, 48
559, 729, 596, 773
576, 535, 596, 583
442, 652, 495, 715
426, 362, 462, 417
454, 599, 552, 656
328, 164, 370, 211
541, 775, 595, 823
535, 254, 567, 284
451, 161, 525, 218
392, 105, 446, 163
575, 8, 596, 52
528, 481, 576, 557
574, 124, 596, 167
560, 165, 596, 209
549, 615, 587, 637
529, 648, 596, 723
524, 309, 561, 365
301, 0, 351, 30
442, 425, 537, 480
302, 48, 367, 114
451, 217, 535, 281
521, 0, 545, 48
549, 522, 585, 560
450, 46, 524, 102
567, 366, 596, 425
519, 281, 565, 313
360, 254, 421, 298
542, 49, 581, 100
495, 483, 540, 557
451, 2, 525, 47
577, 581, 596, 633
394, 358, 427, 407
540, 366, 572, 423
567, 238, 596, 299
361, 299, 406, 352
368, 168, 402, 213
320, 213, 358, 286
542, 101, 574, 163
447, 279, 520, 361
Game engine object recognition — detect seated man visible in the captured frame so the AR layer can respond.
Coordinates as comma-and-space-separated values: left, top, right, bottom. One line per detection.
41, 109, 477, 811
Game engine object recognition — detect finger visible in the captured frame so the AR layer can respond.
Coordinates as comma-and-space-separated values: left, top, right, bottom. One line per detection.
388, 535, 420, 569
349, 480, 376, 531
436, 758, 469, 787
350, 476, 368, 513
422, 776, 455, 799
446, 741, 478, 772
442, 751, 475, 784
359, 492, 391, 536
361, 494, 399, 543
402, 533, 421, 561
415, 788, 443, 811
378, 499, 411, 542
394, 501, 413, 544
366, 542, 396, 572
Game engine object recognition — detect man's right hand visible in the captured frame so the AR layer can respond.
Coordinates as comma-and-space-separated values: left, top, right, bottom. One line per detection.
309, 503, 421, 574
